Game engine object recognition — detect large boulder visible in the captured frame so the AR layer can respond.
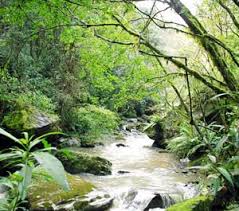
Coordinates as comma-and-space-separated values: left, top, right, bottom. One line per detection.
144, 194, 175, 210
166, 195, 213, 211
144, 111, 180, 149
56, 149, 112, 175
28, 173, 113, 210
144, 121, 165, 148
3, 107, 59, 134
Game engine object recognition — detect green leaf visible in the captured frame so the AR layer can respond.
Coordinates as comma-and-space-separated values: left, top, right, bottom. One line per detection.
33, 152, 70, 191
19, 165, 33, 200
229, 156, 239, 162
29, 132, 62, 150
208, 154, 217, 164
215, 136, 228, 153
0, 128, 20, 144
216, 167, 234, 188
0, 152, 21, 162
35, 132, 63, 141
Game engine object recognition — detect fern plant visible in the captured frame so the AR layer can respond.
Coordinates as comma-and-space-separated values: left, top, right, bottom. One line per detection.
0, 128, 70, 211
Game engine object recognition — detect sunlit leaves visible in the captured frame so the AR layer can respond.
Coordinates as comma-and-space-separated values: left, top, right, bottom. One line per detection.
33, 152, 70, 191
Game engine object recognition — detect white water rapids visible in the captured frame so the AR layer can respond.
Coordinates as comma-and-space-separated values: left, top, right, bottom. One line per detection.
73, 131, 198, 211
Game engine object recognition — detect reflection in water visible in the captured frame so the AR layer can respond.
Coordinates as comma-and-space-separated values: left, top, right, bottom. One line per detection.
73, 132, 197, 210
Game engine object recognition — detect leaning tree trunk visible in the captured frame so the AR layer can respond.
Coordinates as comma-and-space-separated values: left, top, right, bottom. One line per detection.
233, 0, 239, 8
168, 0, 238, 92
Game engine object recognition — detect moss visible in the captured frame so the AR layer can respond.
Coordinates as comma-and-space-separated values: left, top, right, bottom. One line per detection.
3, 107, 36, 131
3, 106, 59, 131
56, 149, 112, 175
28, 172, 94, 209
167, 195, 213, 211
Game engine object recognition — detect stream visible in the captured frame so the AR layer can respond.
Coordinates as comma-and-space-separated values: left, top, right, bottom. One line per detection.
73, 130, 198, 211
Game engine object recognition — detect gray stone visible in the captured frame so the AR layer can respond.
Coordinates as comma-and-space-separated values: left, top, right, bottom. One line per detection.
59, 137, 81, 147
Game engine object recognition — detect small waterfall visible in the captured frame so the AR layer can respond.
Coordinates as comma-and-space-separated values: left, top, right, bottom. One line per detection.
110, 189, 180, 211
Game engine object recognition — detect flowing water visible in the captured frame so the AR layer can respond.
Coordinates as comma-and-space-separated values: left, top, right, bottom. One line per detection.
73, 130, 198, 211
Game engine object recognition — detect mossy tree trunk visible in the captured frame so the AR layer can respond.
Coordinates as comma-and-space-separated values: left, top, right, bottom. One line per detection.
233, 0, 239, 8
168, 0, 238, 92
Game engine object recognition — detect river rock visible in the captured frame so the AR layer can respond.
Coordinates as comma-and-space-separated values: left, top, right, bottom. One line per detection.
118, 170, 130, 174
78, 190, 114, 211
28, 173, 94, 210
3, 107, 59, 134
116, 143, 128, 147
29, 171, 114, 211
56, 149, 112, 175
55, 190, 114, 211
144, 193, 175, 210
81, 141, 104, 148
58, 137, 81, 148
144, 122, 166, 148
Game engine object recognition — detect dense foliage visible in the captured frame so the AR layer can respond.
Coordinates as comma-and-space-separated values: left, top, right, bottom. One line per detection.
0, 0, 239, 210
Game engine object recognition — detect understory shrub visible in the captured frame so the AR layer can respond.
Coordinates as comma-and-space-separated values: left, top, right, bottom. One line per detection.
14, 91, 56, 114
68, 105, 119, 141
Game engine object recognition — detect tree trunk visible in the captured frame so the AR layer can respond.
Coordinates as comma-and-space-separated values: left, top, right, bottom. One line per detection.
233, 0, 239, 8
168, 0, 238, 92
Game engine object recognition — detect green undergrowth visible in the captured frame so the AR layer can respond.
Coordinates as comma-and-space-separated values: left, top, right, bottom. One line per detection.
167, 195, 213, 211
66, 105, 119, 141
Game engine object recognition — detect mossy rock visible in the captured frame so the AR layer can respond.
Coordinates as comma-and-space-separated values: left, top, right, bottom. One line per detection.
144, 122, 166, 148
56, 149, 112, 175
167, 195, 213, 211
28, 173, 94, 210
3, 106, 59, 132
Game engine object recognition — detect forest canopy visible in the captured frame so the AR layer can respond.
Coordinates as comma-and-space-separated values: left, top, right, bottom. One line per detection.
0, 0, 239, 210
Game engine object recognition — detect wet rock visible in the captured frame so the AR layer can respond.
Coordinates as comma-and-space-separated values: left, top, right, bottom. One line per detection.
29, 172, 113, 211
28, 173, 94, 210
116, 143, 128, 147
2, 107, 59, 140
118, 170, 130, 174
78, 191, 114, 211
56, 149, 112, 175
144, 194, 175, 210
55, 191, 114, 211
127, 118, 138, 123
81, 142, 96, 148
144, 122, 166, 148
114, 133, 125, 141
123, 189, 138, 203
137, 117, 145, 123
180, 158, 190, 167
59, 137, 81, 148
3, 107, 59, 132
181, 170, 189, 174
122, 118, 141, 132
80, 141, 104, 148
156, 148, 169, 153
125, 124, 136, 132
